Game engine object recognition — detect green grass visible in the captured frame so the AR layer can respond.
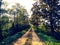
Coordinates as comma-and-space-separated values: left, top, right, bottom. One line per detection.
1, 26, 60, 45
1, 29, 29, 45
31, 25, 60, 45
45, 41, 60, 45
35, 30, 60, 45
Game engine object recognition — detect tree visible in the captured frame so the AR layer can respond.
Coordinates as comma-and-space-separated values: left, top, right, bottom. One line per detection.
43, 0, 60, 33
6, 3, 29, 34
7, 3, 29, 26
0, 0, 3, 41
31, 0, 60, 33
31, 0, 50, 27
0, 1, 29, 41
17, 6, 29, 25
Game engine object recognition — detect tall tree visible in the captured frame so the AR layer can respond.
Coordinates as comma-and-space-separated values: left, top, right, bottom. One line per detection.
31, 0, 50, 27
0, 0, 3, 41
31, 0, 60, 33
7, 3, 29, 32
8, 3, 29, 25
43, 0, 60, 33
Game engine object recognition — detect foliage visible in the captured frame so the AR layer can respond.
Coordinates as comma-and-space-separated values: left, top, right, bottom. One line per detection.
2, 29, 29, 45
0, 2, 30, 41
43, 0, 60, 32
35, 29, 60, 45
42, 0, 60, 40
30, 0, 60, 40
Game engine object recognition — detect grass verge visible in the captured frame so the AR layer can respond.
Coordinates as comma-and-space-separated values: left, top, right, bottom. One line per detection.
35, 29, 60, 45
1, 28, 29, 45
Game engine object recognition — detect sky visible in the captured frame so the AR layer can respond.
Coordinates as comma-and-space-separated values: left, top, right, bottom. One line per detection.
3, 0, 36, 15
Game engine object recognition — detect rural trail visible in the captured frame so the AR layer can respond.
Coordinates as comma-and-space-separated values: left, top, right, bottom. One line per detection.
11, 29, 45, 45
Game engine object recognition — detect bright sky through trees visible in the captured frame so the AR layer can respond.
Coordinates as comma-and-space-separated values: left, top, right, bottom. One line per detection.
3, 0, 36, 15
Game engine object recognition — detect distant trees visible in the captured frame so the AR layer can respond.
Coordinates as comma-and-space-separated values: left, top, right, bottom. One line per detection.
0, 1, 30, 41
7, 3, 29, 25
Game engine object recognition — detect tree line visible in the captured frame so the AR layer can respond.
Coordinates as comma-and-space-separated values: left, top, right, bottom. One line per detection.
0, 0, 30, 41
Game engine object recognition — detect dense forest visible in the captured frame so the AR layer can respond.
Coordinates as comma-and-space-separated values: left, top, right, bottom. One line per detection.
0, 0, 60, 45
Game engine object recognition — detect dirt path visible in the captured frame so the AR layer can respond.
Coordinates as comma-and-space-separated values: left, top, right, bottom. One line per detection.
10, 29, 45, 45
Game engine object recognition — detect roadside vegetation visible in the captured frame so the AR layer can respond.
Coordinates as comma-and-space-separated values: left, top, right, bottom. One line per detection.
0, 0, 60, 45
